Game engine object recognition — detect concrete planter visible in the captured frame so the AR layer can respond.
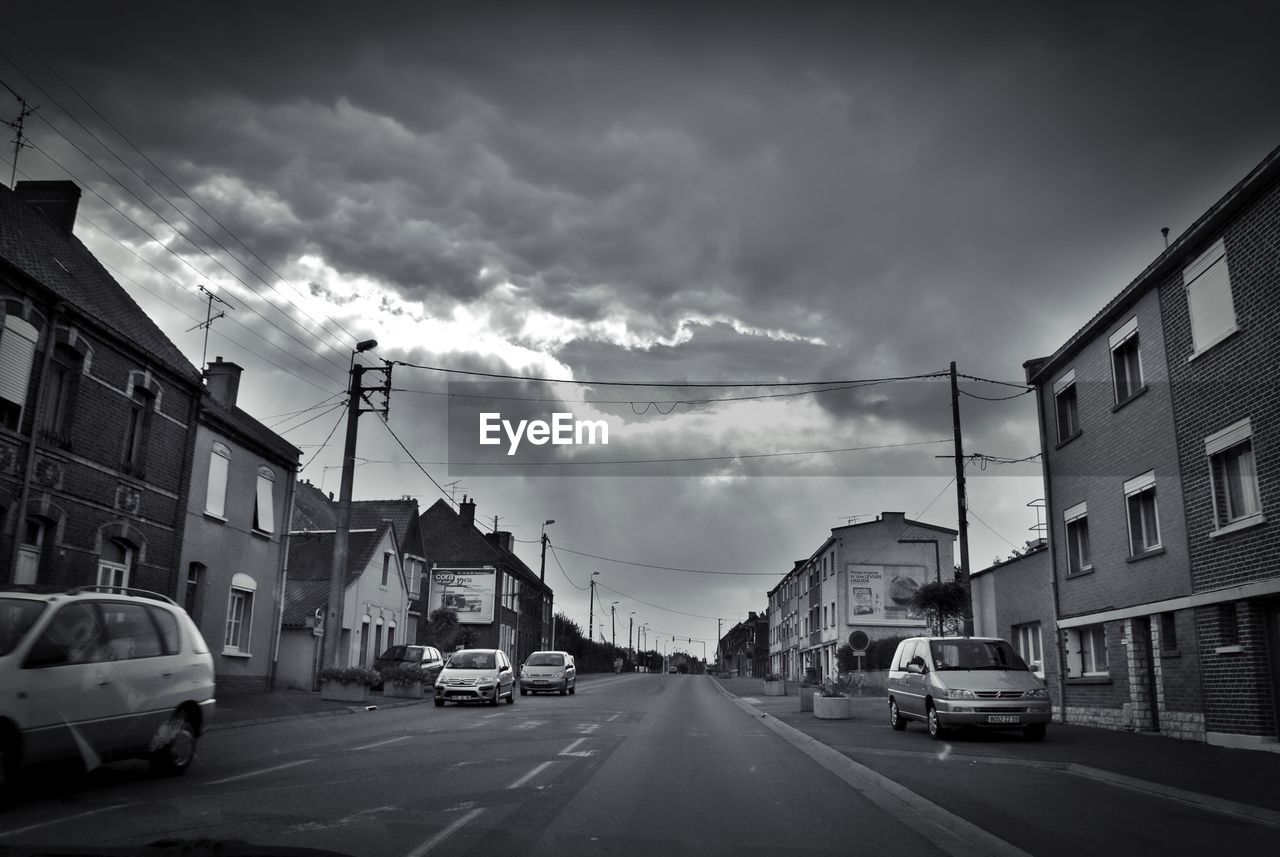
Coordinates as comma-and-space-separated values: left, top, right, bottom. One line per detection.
813, 694, 854, 720
799, 686, 817, 712
762, 679, 787, 697
383, 682, 427, 700
320, 681, 370, 703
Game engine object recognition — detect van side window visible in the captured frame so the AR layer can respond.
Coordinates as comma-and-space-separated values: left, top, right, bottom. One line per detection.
147, 605, 180, 655
101, 602, 164, 659
896, 641, 919, 671
26, 603, 109, 667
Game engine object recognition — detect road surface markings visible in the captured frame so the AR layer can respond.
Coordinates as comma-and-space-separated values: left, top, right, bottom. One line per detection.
574, 723, 601, 734
559, 738, 588, 755
513, 719, 547, 730
507, 760, 555, 789
351, 735, 412, 751
403, 807, 485, 857
606, 713, 622, 722
205, 758, 316, 785
0, 803, 139, 839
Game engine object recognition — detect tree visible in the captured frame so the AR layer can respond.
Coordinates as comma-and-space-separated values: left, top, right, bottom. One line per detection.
910, 581, 969, 635
424, 607, 460, 651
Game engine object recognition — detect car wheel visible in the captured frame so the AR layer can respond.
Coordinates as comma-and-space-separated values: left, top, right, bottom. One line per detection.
520, 687, 528, 696
927, 704, 946, 741
434, 698, 444, 707
0, 731, 20, 800
559, 684, 567, 696
1023, 723, 1046, 742
889, 698, 906, 731
569, 683, 575, 695
490, 689, 500, 706
149, 711, 197, 776
507, 690, 516, 704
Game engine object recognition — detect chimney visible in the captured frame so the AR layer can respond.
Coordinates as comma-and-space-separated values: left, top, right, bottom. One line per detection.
204, 356, 243, 408
485, 531, 514, 553
459, 495, 476, 528
15, 180, 82, 236
880, 511, 906, 526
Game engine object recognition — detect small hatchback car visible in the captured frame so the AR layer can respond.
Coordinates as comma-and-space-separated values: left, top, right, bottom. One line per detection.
886, 636, 1051, 741
373, 644, 444, 689
519, 650, 576, 695
0, 585, 216, 791
434, 648, 516, 706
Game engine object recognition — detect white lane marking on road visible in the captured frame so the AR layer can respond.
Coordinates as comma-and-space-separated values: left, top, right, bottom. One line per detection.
574, 723, 601, 734
559, 738, 587, 755
205, 758, 316, 785
507, 760, 555, 789
513, 719, 546, 730
0, 803, 138, 839
351, 735, 412, 751
483, 712, 505, 719
606, 713, 621, 722
403, 807, 485, 857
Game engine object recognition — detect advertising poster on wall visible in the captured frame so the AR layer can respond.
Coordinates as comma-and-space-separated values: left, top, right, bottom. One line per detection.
847, 564, 929, 625
427, 566, 497, 624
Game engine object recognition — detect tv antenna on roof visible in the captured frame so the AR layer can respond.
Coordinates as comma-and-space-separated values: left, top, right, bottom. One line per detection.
188, 285, 235, 375
1, 79, 37, 189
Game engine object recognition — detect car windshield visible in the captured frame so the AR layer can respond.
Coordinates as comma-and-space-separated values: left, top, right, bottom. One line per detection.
447, 651, 495, 670
930, 639, 1029, 671
0, 598, 46, 657
525, 653, 564, 667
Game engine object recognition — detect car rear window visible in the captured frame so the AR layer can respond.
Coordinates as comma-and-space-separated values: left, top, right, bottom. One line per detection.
0, 598, 46, 657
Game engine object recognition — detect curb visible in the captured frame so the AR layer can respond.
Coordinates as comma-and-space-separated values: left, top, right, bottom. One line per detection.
711, 678, 1032, 857
207, 697, 429, 732
714, 680, 1280, 832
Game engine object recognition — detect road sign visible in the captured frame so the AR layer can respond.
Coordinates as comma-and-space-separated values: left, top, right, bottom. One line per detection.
848, 630, 869, 654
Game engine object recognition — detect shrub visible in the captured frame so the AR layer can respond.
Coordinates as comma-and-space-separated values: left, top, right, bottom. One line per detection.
763, 673, 785, 682
318, 666, 381, 687
380, 664, 432, 688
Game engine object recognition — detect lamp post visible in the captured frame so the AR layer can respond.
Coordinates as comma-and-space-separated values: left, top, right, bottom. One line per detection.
588, 572, 600, 642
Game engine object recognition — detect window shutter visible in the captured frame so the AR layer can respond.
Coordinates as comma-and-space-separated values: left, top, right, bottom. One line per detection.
206, 449, 229, 516
1185, 241, 1236, 351
0, 316, 39, 411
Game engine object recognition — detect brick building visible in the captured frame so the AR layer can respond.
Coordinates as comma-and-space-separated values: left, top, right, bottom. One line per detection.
1025, 144, 1280, 749
1, 181, 202, 596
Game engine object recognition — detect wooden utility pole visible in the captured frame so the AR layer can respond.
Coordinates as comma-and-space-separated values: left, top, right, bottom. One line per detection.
950, 361, 974, 634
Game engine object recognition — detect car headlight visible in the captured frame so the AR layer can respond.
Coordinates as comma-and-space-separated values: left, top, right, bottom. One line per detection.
947, 688, 977, 699
553, 670, 565, 679
1024, 687, 1049, 700
480, 675, 497, 684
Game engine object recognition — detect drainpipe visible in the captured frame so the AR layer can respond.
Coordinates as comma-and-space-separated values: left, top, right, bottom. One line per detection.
270, 466, 298, 690
8, 300, 62, 580
1031, 378, 1067, 724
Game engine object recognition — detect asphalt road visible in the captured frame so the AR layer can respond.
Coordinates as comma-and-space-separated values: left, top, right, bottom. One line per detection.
0, 675, 1277, 857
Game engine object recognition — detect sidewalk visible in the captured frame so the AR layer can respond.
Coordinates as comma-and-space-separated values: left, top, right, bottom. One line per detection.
711, 675, 1280, 824
210, 688, 430, 731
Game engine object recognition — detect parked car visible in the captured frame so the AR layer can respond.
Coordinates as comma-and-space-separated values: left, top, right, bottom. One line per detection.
373, 644, 444, 689
519, 650, 576, 695
886, 636, 1051, 741
434, 648, 516, 706
0, 585, 216, 794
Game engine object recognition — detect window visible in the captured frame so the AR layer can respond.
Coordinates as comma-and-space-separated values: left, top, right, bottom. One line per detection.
823, 605, 828, 629
1012, 622, 1043, 674
382, 552, 392, 587
1065, 625, 1108, 676
97, 539, 132, 589
122, 386, 155, 474
1124, 471, 1161, 555
101, 602, 164, 660
184, 562, 203, 617
1109, 318, 1143, 404
1053, 370, 1079, 442
205, 443, 230, 518
1184, 238, 1237, 354
1206, 419, 1261, 530
150, 605, 180, 655
1064, 502, 1090, 573
1159, 612, 1178, 652
41, 344, 82, 444
0, 314, 39, 430
253, 467, 275, 533
29, 602, 109, 666
1218, 603, 1239, 647
224, 572, 256, 654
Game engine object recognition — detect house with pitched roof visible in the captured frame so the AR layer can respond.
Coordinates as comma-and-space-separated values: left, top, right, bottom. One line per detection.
178, 356, 300, 694
1, 181, 203, 596
418, 496, 553, 666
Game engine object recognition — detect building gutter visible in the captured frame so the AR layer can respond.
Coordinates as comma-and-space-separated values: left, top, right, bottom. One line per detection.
1031, 380, 1068, 724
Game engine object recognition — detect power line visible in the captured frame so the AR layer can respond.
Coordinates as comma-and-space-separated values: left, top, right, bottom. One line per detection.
273, 401, 348, 437
392, 360, 949, 390
959, 387, 1034, 401
954, 372, 1032, 391
547, 546, 590, 591
549, 544, 781, 576
298, 404, 348, 474
594, 580, 742, 622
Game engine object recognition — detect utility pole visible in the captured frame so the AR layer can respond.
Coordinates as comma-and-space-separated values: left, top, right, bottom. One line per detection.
322, 341, 389, 670
628, 612, 634, 650
950, 361, 974, 635
611, 602, 617, 649
588, 572, 599, 642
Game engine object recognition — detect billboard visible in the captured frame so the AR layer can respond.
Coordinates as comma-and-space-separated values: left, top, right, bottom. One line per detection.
427, 566, 497, 625
847, 564, 929, 626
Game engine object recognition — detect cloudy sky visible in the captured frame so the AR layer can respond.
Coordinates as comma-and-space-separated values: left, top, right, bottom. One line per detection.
4, 2, 1279, 652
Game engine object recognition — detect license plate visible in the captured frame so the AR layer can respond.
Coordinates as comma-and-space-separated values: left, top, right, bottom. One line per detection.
532, 681, 547, 685
987, 715, 1020, 724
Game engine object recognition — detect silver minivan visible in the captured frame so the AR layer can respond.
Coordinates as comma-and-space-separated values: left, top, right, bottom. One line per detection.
519, 650, 576, 696
0, 586, 216, 792
886, 636, 1051, 741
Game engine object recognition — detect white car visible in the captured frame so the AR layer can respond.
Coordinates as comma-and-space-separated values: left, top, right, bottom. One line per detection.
0, 585, 216, 793
434, 648, 516, 706
519, 651, 576, 695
